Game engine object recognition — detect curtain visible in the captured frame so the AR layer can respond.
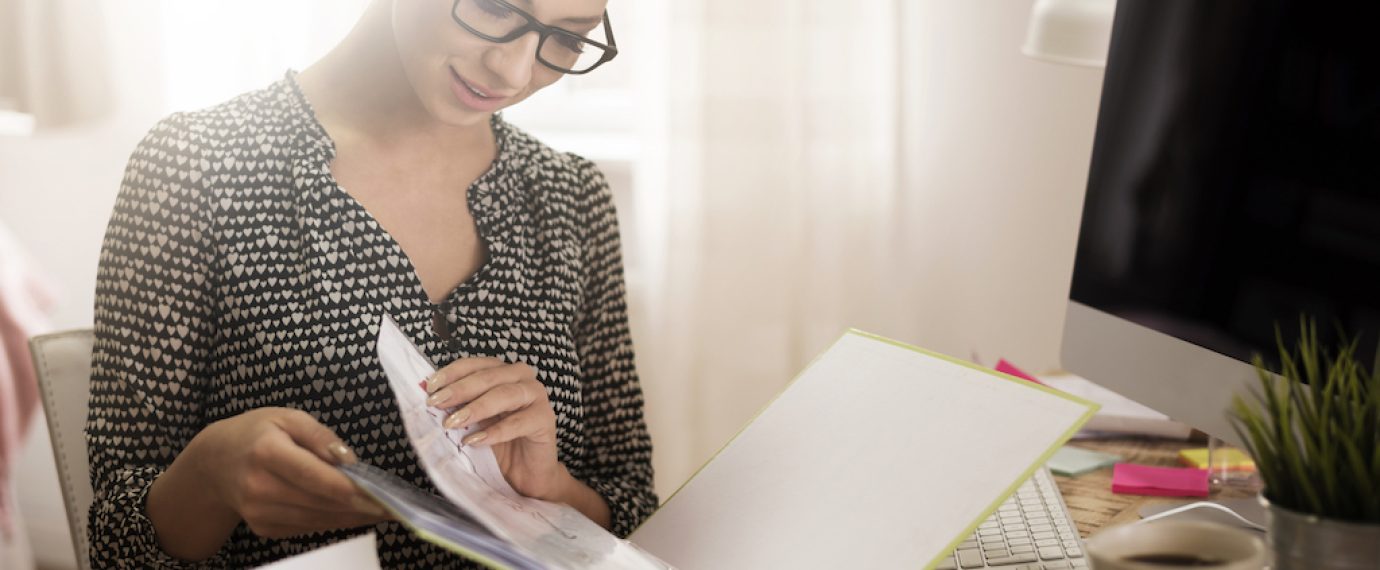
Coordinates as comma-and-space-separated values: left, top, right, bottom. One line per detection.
634, 0, 1108, 496
0, 0, 114, 128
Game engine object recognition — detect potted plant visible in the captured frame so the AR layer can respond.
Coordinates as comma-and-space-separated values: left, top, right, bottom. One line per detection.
1230, 320, 1380, 570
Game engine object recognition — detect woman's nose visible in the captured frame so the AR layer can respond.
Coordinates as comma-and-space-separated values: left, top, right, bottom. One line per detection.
484, 32, 540, 91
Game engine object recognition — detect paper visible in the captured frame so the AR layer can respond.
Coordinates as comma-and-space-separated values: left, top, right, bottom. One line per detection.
255, 532, 381, 570
1111, 464, 1209, 497
1047, 445, 1122, 477
1178, 448, 1255, 472
355, 315, 669, 569
630, 330, 1098, 570
1039, 374, 1193, 439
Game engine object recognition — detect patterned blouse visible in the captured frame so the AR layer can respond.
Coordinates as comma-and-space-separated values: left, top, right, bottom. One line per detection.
86, 73, 656, 568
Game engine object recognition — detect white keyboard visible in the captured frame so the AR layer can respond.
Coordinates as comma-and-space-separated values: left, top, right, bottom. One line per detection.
936, 468, 1087, 569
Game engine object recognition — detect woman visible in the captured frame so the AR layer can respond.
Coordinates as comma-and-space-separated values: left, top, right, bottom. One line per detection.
86, 0, 655, 567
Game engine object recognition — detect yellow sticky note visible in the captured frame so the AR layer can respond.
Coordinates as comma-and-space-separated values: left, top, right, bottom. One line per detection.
1179, 448, 1255, 472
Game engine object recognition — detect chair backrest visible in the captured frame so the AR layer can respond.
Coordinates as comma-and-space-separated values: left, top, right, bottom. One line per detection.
29, 329, 94, 570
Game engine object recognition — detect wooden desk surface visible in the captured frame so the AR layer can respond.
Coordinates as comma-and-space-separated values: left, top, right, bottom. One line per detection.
1053, 438, 1260, 537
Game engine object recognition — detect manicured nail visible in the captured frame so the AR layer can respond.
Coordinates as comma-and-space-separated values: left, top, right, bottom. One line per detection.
426, 388, 451, 407
327, 441, 357, 465
352, 496, 386, 517
462, 431, 487, 446
426, 373, 444, 394
444, 409, 471, 430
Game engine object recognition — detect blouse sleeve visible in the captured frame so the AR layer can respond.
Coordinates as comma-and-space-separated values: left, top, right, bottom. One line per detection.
568, 156, 659, 538
86, 114, 228, 568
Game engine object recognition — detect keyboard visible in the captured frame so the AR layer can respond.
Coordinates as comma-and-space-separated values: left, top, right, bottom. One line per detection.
935, 468, 1087, 569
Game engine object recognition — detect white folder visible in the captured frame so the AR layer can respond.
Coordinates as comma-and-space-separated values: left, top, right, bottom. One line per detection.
630, 331, 1098, 569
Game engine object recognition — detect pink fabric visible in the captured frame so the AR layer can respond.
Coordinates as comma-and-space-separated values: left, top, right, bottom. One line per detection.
0, 225, 55, 536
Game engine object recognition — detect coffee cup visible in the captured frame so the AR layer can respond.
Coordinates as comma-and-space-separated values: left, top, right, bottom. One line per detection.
1085, 519, 1266, 569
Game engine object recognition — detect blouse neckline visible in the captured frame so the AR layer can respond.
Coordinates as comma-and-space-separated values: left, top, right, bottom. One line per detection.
277, 69, 517, 314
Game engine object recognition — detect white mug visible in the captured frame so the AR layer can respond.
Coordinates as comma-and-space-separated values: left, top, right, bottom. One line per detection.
1085, 519, 1267, 569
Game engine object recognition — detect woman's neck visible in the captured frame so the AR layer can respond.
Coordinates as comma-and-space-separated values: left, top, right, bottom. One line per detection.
297, 1, 492, 155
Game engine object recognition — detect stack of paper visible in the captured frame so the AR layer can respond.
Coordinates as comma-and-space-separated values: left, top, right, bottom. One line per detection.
1047, 446, 1122, 477
1111, 464, 1209, 497
1039, 374, 1193, 439
1178, 448, 1256, 472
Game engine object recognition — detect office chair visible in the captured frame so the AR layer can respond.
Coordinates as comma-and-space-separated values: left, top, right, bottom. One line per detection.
29, 329, 94, 570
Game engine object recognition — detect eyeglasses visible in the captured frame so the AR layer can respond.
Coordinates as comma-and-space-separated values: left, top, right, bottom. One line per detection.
451, 0, 618, 75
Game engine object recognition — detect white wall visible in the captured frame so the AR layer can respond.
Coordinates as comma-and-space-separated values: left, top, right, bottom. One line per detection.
1, 4, 165, 568
897, 0, 1104, 372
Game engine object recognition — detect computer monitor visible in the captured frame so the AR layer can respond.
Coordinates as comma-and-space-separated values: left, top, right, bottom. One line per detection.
1060, 0, 1380, 447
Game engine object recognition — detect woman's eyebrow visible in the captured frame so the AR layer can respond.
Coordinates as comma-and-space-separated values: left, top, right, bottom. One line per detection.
557, 15, 602, 26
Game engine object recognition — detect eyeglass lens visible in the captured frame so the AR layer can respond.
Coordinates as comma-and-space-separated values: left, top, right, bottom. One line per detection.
454, 0, 610, 73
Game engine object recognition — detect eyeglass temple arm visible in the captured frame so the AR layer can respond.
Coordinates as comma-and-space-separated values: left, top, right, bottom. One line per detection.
603, 11, 617, 51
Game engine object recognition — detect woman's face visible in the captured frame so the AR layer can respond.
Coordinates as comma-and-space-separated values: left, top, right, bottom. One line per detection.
391, 0, 609, 127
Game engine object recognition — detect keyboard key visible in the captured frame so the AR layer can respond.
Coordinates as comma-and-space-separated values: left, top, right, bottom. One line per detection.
934, 556, 957, 570
980, 528, 1003, 537
957, 549, 984, 568
1035, 538, 1060, 547
1038, 546, 1065, 560
1071, 559, 1090, 569
983, 548, 1010, 559
1043, 561, 1072, 570
960, 540, 979, 549
1006, 530, 1031, 539
1062, 540, 1080, 550
1032, 531, 1057, 540
1065, 548, 1084, 558
984, 553, 1038, 566
1010, 544, 1036, 554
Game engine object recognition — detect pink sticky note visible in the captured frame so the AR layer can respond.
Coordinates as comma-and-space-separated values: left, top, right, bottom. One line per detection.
1112, 463, 1209, 497
995, 359, 1046, 386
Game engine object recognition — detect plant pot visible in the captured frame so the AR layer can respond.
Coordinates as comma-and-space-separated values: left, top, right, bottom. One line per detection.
1262, 495, 1380, 570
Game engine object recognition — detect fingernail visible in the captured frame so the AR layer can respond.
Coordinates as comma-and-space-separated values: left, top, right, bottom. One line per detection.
426, 373, 444, 394
327, 441, 357, 465
426, 388, 451, 407
444, 409, 471, 430
352, 496, 386, 517
462, 431, 487, 446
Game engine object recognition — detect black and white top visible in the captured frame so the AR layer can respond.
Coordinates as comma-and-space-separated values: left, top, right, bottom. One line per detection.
87, 73, 656, 569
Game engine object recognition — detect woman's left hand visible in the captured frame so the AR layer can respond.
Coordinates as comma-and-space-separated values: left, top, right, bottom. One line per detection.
424, 358, 570, 500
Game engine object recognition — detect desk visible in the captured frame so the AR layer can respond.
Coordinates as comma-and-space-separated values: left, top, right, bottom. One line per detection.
1053, 438, 1260, 537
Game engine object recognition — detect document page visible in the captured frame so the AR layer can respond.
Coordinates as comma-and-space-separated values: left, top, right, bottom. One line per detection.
630, 331, 1098, 569
355, 315, 670, 569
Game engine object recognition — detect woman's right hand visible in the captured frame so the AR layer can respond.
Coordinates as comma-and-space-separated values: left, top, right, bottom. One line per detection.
148, 407, 390, 560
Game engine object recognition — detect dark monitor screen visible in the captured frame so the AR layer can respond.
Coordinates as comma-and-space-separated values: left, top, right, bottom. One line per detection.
1069, 0, 1380, 370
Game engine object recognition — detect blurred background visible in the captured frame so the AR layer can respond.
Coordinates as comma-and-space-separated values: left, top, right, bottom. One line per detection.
0, 0, 1108, 567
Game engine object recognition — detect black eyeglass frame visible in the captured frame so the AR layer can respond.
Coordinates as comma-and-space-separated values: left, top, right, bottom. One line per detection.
450, 0, 619, 75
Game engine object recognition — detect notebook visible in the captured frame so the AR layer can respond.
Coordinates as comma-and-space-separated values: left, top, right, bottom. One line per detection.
629, 331, 1098, 569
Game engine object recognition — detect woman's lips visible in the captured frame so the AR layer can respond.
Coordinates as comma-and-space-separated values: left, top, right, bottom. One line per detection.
448, 67, 508, 113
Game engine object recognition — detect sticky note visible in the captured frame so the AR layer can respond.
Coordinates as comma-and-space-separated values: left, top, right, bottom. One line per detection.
1178, 448, 1256, 472
995, 359, 1045, 386
1047, 446, 1122, 477
1111, 463, 1209, 497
